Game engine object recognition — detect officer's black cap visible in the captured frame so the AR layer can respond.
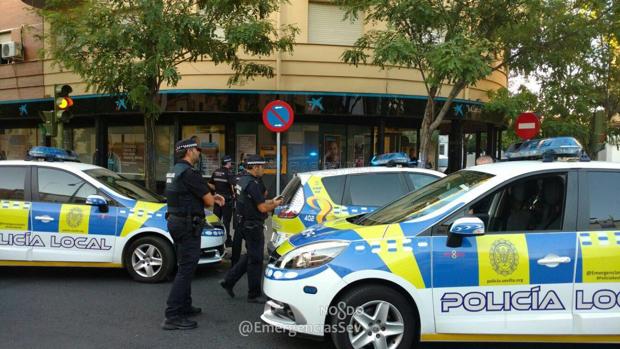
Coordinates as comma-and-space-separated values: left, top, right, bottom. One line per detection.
174, 139, 201, 154
222, 155, 232, 164
245, 154, 266, 165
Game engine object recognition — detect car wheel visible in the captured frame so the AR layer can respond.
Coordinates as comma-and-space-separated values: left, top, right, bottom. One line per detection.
331, 285, 417, 349
124, 236, 175, 283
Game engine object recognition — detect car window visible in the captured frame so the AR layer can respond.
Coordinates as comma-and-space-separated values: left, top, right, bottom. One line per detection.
586, 171, 620, 230
84, 168, 164, 203
37, 168, 97, 204
0, 167, 27, 200
322, 175, 346, 204
406, 173, 438, 190
355, 170, 494, 226
344, 173, 406, 207
471, 173, 567, 233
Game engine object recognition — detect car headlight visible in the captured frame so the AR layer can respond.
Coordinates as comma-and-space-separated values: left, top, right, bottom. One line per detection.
275, 241, 350, 269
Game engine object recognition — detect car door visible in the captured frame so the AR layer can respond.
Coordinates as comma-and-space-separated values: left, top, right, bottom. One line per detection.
573, 170, 620, 334
0, 165, 32, 261
432, 171, 578, 334
341, 172, 409, 215
30, 166, 116, 262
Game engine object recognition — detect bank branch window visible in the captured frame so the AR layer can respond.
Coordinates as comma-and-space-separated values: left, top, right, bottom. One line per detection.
0, 128, 40, 160
182, 125, 226, 177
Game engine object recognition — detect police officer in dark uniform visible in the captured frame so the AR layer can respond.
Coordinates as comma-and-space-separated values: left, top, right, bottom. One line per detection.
209, 155, 235, 247
220, 155, 283, 303
162, 139, 225, 330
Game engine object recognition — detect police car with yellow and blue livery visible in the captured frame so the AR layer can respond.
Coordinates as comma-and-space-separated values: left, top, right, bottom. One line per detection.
262, 156, 620, 347
271, 167, 445, 252
0, 147, 226, 283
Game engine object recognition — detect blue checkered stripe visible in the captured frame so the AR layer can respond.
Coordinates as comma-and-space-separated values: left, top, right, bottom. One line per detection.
332, 206, 373, 216
579, 232, 620, 245
368, 238, 414, 254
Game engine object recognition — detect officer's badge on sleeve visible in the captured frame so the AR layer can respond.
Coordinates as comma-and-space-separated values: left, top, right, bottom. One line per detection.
166, 172, 175, 184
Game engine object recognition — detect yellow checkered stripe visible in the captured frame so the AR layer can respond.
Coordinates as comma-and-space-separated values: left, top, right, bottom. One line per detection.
579, 231, 620, 283
120, 202, 166, 236
0, 200, 31, 231
359, 224, 426, 289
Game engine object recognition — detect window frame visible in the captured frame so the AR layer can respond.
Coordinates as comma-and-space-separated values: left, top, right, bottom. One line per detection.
342, 172, 408, 207
577, 169, 620, 231
321, 174, 347, 205
0, 165, 31, 202
431, 169, 579, 236
32, 166, 98, 205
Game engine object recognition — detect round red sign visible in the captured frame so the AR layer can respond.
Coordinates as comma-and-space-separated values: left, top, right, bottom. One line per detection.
262, 100, 294, 133
514, 112, 541, 140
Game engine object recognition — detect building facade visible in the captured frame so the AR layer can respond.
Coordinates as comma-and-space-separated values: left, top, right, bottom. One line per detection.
1, 0, 507, 193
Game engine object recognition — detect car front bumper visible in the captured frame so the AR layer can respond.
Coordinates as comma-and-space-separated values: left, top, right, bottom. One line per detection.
261, 264, 346, 337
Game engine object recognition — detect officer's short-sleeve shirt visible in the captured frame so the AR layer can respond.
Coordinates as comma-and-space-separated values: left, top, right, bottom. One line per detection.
246, 179, 266, 206
180, 161, 209, 199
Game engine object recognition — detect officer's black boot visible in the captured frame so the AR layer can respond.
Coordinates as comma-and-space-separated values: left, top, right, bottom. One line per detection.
161, 317, 198, 330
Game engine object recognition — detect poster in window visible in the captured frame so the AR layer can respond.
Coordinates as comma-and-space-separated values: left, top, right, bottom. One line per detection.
323, 134, 341, 169
236, 134, 257, 168
353, 134, 367, 167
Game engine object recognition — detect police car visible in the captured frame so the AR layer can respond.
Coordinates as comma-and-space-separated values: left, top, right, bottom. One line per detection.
271, 167, 445, 252
0, 147, 226, 283
262, 158, 620, 347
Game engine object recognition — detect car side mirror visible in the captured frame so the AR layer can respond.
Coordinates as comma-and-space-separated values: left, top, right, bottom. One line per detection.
447, 217, 485, 248
86, 194, 108, 213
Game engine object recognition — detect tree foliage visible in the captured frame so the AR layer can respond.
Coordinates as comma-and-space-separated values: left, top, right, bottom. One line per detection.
487, 0, 619, 155
40, 0, 297, 189
336, 0, 601, 166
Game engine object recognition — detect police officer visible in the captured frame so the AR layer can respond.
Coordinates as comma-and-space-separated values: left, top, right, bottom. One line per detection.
209, 155, 235, 247
162, 139, 225, 330
220, 155, 283, 303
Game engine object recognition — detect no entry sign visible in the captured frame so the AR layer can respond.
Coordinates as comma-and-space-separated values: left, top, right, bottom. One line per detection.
514, 112, 541, 140
263, 100, 294, 133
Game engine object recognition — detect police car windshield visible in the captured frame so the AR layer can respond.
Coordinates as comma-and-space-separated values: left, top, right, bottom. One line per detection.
84, 168, 165, 203
355, 170, 493, 225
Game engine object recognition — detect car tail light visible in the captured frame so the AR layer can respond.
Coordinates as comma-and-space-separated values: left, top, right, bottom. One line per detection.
277, 188, 304, 219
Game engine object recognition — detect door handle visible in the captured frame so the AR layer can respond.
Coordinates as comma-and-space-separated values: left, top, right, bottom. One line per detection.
537, 254, 571, 268
34, 215, 55, 223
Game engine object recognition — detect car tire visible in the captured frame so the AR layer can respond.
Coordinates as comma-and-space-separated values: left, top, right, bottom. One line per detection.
124, 235, 175, 283
331, 285, 417, 349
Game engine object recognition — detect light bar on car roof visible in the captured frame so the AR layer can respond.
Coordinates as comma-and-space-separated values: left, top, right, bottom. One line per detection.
26, 146, 81, 162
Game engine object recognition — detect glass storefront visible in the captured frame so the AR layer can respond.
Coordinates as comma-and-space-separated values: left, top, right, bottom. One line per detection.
377, 127, 419, 159
182, 125, 226, 177
0, 128, 41, 160
108, 126, 145, 179
73, 127, 96, 164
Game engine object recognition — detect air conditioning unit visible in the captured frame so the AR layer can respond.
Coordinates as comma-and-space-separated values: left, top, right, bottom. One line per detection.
1, 41, 23, 60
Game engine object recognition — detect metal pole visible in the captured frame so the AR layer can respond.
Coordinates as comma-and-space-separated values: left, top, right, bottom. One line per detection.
276, 132, 281, 196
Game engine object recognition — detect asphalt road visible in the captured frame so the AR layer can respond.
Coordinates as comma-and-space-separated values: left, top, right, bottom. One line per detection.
0, 263, 616, 349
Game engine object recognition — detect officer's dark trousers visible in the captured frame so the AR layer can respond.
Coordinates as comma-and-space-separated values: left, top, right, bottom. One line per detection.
231, 225, 243, 267
214, 202, 233, 245
165, 216, 202, 319
223, 221, 264, 298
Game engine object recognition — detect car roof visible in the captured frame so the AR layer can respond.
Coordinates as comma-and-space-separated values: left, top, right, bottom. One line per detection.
299, 166, 445, 179
471, 160, 620, 179
0, 160, 101, 172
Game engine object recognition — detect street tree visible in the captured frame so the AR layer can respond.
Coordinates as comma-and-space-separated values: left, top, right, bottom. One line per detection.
39, 0, 297, 189
337, 0, 591, 167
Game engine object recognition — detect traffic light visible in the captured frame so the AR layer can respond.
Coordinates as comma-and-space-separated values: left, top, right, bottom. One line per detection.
54, 84, 73, 122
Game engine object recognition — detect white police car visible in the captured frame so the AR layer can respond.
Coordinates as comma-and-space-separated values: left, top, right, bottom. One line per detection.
0, 148, 225, 283
263, 158, 620, 347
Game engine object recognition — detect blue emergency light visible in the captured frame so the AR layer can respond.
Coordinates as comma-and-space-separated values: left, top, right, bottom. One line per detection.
26, 146, 80, 162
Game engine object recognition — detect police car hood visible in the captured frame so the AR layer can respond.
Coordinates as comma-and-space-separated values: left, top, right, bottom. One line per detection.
276, 214, 442, 256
